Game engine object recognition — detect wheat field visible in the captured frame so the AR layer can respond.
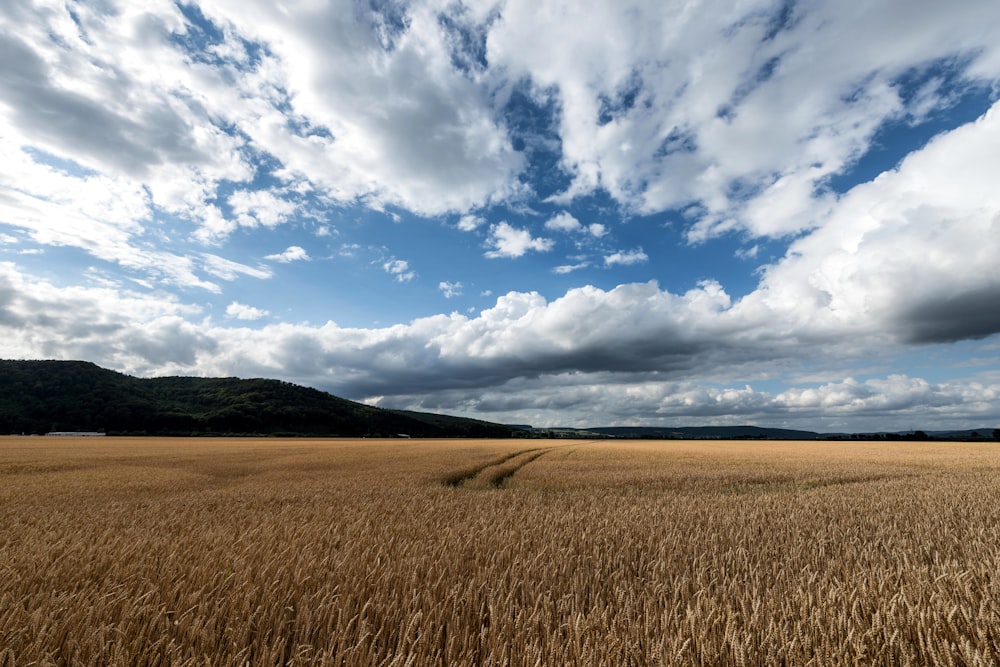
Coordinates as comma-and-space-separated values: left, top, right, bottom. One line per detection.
3, 436, 1000, 665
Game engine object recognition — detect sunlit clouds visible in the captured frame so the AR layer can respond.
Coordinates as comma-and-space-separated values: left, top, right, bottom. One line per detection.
1, 0, 999, 430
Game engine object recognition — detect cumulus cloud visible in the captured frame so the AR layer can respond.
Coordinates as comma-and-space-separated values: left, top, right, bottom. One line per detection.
604, 248, 648, 266
226, 301, 268, 320
0, 262, 209, 374
383, 258, 415, 282
545, 212, 606, 238
457, 214, 485, 231
0, 2, 251, 232
485, 222, 554, 258
1, 258, 998, 431
740, 99, 1000, 345
190, 0, 527, 216
265, 246, 310, 263
388, 373, 1000, 431
228, 190, 297, 230
587, 223, 607, 237
545, 211, 583, 233
487, 0, 1000, 240
554, 262, 589, 274
439, 281, 463, 298
4, 0, 1000, 242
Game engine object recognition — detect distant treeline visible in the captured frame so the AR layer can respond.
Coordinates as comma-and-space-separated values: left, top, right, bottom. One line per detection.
821, 430, 1000, 442
530, 426, 1000, 442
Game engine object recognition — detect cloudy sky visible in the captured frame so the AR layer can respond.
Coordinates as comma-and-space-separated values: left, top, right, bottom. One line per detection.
2, 0, 1000, 432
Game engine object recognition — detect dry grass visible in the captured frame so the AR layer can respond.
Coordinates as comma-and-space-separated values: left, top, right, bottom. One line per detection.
3, 436, 1000, 665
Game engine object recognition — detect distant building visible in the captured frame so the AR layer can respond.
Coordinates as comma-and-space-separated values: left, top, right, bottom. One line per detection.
45, 431, 106, 437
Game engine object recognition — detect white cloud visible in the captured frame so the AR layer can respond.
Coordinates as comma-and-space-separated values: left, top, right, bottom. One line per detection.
457, 214, 485, 231
383, 258, 415, 283
190, 0, 526, 216
544, 212, 606, 238
265, 246, 310, 263
487, 0, 1000, 240
485, 222, 554, 258
2, 257, 999, 431
0, 262, 208, 374
0, 176, 218, 291
228, 190, 297, 230
604, 248, 648, 266
3, 0, 999, 243
439, 281, 463, 298
544, 211, 582, 233
226, 301, 269, 320
554, 262, 589, 274
740, 99, 1000, 345
201, 254, 273, 281
0, 2, 252, 242
389, 373, 1000, 431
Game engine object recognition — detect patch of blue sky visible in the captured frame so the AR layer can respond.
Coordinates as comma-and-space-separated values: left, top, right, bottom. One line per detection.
584, 204, 774, 300
172, 3, 266, 70
20, 147, 99, 178
762, 0, 799, 42
437, 5, 493, 74
887, 339, 1000, 384
654, 127, 698, 158
366, 0, 411, 52
7, 244, 103, 288
501, 83, 570, 200
597, 70, 644, 126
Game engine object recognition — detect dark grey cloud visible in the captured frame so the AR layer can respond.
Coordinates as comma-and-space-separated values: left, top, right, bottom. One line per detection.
898, 286, 1000, 343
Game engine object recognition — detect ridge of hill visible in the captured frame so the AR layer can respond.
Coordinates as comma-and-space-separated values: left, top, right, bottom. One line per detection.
0, 360, 514, 438
582, 425, 822, 440
579, 425, 1000, 441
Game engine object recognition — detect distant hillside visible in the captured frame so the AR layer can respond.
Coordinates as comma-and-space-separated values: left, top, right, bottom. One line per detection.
0, 360, 514, 438
583, 425, 1000, 441
584, 425, 822, 440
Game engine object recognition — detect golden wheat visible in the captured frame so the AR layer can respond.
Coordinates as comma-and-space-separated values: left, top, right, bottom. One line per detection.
2, 436, 1000, 665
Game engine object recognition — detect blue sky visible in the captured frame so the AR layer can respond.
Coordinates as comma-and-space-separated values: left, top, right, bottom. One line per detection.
2, 0, 1000, 432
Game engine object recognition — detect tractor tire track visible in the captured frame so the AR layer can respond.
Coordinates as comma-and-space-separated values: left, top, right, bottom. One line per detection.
442, 447, 550, 488
488, 449, 553, 488
444, 445, 573, 489
443, 441, 602, 490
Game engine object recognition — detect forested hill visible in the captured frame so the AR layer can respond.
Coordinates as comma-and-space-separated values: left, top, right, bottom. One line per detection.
0, 360, 514, 437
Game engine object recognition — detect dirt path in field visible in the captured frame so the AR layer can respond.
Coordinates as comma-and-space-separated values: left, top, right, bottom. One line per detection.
443, 441, 604, 489
443, 446, 555, 489
486, 448, 554, 488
